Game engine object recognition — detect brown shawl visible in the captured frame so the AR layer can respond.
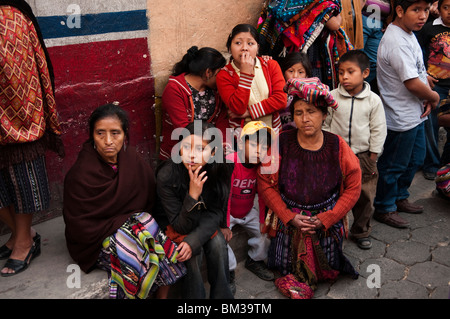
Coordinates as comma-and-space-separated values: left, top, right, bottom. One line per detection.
63, 142, 155, 273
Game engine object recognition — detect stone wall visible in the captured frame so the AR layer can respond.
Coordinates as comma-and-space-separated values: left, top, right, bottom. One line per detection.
0, 0, 265, 233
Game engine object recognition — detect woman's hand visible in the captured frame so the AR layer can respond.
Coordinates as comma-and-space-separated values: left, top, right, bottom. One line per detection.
238, 52, 255, 75
308, 216, 323, 231
227, 108, 250, 119
188, 165, 207, 200
289, 215, 323, 234
176, 242, 192, 262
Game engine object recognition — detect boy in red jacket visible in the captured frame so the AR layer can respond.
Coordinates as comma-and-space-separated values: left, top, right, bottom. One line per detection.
223, 121, 275, 294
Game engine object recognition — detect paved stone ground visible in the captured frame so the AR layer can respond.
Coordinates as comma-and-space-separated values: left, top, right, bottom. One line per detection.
0, 172, 448, 299
234, 171, 450, 299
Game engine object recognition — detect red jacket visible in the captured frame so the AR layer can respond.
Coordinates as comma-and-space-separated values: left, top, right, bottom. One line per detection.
216, 57, 287, 131
159, 73, 229, 160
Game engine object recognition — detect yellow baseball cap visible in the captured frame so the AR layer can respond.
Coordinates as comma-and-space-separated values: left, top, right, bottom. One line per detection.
239, 121, 274, 140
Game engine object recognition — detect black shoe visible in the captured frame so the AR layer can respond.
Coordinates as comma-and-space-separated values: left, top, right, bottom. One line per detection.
0, 245, 12, 260
1, 238, 41, 277
423, 171, 436, 180
245, 257, 274, 281
0, 233, 40, 260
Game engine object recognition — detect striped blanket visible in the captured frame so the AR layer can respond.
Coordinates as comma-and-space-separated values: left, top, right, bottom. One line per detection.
108, 212, 186, 299
257, 0, 353, 87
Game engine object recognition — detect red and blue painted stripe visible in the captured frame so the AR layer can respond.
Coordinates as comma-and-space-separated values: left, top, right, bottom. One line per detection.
37, 10, 148, 39
32, 2, 155, 182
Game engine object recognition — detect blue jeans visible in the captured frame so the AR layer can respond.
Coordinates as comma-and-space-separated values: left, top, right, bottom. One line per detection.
182, 231, 233, 299
423, 85, 449, 173
362, 15, 383, 84
374, 123, 426, 213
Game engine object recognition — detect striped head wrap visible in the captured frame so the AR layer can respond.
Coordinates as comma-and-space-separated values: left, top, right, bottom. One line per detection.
284, 77, 338, 110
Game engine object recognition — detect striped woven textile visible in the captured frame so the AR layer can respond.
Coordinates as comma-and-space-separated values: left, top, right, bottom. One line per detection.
436, 164, 450, 198
0, 5, 61, 145
0, 155, 50, 213
284, 77, 338, 109
109, 212, 185, 299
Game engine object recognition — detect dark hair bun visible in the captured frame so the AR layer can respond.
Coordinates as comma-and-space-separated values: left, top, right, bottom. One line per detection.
187, 46, 199, 59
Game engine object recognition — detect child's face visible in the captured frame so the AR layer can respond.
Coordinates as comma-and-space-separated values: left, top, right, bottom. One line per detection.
284, 63, 308, 81
396, 1, 430, 33
239, 136, 269, 164
229, 32, 259, 62
338, 61, 369, 96
440, 0, 450, 26
180, 134, 214, 171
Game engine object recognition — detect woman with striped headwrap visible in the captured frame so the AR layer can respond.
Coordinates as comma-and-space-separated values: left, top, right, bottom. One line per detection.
257, 77, 361, 298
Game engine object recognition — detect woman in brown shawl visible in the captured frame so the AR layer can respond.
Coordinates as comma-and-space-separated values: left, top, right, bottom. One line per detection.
0, 0, 64, 276
63, 103, 185, 299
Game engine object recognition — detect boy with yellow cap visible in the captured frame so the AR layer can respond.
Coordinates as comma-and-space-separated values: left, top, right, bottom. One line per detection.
223, 121, 275, 294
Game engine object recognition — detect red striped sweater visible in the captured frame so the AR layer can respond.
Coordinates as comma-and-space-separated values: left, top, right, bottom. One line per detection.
216, 57, 287, 131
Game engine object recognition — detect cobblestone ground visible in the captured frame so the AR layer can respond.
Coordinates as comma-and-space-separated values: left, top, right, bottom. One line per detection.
234, 172, 450, 299
0, 172, 448, 300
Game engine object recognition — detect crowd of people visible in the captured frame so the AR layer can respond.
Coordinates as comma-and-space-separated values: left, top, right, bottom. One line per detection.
1, 0, 449, 300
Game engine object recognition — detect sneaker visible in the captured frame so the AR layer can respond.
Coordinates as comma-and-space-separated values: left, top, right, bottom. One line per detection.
245, 257, 274, 281
373, 211, 410, 228
395, 199, 423, 214
229, 270, 236, 295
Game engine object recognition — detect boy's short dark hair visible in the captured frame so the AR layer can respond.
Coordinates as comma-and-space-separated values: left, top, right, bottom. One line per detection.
338, 50, 370, 71
393, 0, 434, 19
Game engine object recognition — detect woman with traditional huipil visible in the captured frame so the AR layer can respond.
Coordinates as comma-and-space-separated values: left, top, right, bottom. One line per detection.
257, 78, 361, 298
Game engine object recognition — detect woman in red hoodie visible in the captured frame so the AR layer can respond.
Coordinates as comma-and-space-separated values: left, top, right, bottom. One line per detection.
216, 24, 287, 133
159, 46, 228, 160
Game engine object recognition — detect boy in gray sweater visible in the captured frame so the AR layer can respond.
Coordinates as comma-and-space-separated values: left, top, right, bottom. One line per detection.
324, 50, 387, 249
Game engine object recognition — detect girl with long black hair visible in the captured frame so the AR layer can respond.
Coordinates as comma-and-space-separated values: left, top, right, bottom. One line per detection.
156, 120, 234, 299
